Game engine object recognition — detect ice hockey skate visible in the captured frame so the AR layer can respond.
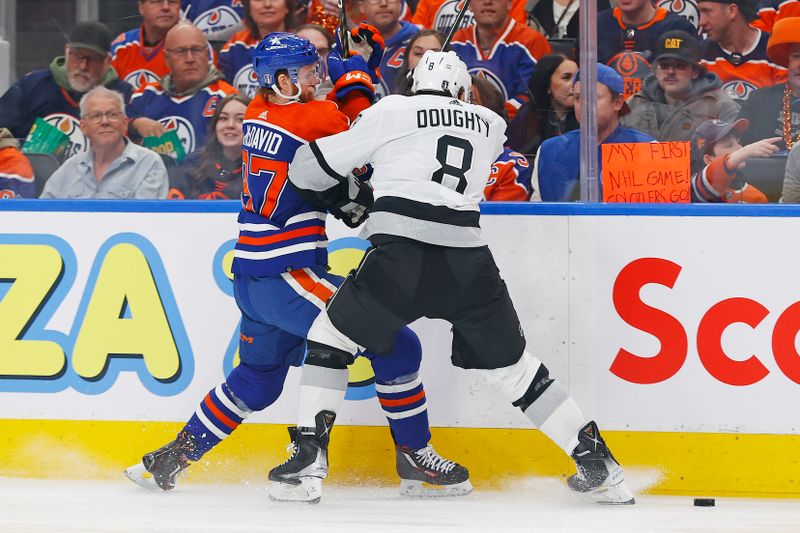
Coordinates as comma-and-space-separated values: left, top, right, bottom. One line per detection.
396, 444, 473, 497
124, 431, 196, 491
268, 410, 335, 504
567, 421, 635, 505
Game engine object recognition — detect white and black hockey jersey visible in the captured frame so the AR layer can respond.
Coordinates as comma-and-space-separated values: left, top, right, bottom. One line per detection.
288, 94, 507, 248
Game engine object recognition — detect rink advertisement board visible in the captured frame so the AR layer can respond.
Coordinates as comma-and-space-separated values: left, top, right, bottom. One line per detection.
1, 201, 799, 496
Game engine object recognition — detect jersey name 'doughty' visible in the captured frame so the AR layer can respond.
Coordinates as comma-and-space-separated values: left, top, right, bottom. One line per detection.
416, 108, 491, 138
242, 123, 284, 155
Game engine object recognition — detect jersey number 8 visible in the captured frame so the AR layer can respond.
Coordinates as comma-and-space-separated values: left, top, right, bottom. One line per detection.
431, 134, 474, 194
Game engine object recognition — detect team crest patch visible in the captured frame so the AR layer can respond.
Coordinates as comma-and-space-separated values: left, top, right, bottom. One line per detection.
657, 0, 699, 30
159, 115, 196, 154
203, 95, 221, 118
124, 69, 160, 89
233, 65, 260, 99
722, 80, 757, 101
466, 67, 508, 101
434, 0, 475, 34
194, 6, 242, 35
43, 113, 87, 158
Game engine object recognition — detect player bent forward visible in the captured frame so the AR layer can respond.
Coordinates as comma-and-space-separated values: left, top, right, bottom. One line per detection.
124, 32, 471, 501
268, 50, 635, 505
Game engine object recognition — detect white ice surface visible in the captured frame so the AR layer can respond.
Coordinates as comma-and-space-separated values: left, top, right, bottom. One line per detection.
4, 475, 799, 533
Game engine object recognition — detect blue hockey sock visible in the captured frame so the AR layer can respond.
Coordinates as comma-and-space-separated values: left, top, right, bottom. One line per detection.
376, 373, 431, 450
182, 382, 250, 461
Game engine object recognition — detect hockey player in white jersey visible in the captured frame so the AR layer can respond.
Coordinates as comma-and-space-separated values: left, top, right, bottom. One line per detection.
268, 50, 635, 505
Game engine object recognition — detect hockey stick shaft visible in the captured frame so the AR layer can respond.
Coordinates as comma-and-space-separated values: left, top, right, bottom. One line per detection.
441, 0, 473, 50
338, 0, 350, 56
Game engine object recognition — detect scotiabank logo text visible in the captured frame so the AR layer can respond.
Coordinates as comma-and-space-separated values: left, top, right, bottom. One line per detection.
610, 258, 800, 386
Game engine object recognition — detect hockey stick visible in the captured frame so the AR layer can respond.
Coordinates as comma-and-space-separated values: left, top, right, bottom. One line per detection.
442, 0, 473, 51
338, 0, 350, 56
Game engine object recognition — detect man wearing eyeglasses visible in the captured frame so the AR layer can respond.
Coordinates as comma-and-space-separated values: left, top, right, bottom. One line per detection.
40, 86, 168, 199
0, 21, 133, 160
111, 0, 184, 91
127, 21, 238, 155
623, 30, 740, 142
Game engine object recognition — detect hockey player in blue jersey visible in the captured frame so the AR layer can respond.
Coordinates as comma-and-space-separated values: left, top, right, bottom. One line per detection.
124, 31, 471, 501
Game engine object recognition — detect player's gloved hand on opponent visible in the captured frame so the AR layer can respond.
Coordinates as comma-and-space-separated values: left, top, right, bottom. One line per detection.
326, 48, 375, 102
348, 23, 384, 84
329, 175, 373, 228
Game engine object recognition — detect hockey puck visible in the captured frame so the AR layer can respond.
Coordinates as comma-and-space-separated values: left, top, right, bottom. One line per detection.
694, 498, 715, 507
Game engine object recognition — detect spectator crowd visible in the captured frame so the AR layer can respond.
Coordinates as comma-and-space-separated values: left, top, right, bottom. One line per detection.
1, 0, 800, 203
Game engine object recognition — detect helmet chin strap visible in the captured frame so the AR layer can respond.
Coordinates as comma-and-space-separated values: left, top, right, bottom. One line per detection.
270, 80, 304, 102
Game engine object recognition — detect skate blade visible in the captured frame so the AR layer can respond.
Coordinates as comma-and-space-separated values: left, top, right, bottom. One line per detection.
584, 480, 636, 505
399, 479, 474, 498
268, 478, 322, 504
124, 463, 162, 491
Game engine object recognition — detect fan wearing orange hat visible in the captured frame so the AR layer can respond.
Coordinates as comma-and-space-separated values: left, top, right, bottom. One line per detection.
737, 16, 800, 151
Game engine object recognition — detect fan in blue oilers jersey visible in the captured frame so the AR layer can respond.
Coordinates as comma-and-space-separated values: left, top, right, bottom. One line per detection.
597, 0, 696, 99
125, 32, 471, 503
183, 0, 245, 39
127, 22, 238, 155
0, 21, 133, 160
218, 0, 298, 98
698, 0, 787, 102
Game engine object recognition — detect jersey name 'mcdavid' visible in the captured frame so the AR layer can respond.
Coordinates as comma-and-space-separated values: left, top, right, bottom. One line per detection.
242, 124, 283, 154
416, 107, 490, 137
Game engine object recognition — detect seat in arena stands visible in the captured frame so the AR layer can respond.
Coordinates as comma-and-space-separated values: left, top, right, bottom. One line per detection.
743, 155, 788, 203
26, 152, 60, 197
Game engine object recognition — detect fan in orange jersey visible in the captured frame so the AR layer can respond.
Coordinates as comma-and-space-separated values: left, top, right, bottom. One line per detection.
111, 0, 183, 90
698, 0, 787, 101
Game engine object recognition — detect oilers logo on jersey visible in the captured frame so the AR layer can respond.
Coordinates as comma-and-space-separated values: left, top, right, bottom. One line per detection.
193, 6, 242, 35
607, 51, 652, 98
467, 67, 508, 101
722, 80, 758, 101
123, 69, 162, 91
656, 0, 699, 30
159, 115, 197, 154
434, 0, 475, 34
233, 65, 260, 98
42, 113, 88, 158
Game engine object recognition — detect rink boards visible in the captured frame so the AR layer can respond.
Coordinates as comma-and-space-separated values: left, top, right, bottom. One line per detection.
1, 201, 799, 497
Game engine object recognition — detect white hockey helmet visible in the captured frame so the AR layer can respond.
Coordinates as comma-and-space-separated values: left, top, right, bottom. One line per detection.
410, 50, 472, 101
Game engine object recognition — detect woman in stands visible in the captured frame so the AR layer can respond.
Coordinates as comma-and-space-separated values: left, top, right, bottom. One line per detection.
219, 0, 299, 97
168, 93, 251, 199
505, 52, 578, 158
394, 29, 443, 96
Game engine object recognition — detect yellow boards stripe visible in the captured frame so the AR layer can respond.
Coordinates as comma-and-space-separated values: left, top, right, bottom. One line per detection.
0, 420, 797, 498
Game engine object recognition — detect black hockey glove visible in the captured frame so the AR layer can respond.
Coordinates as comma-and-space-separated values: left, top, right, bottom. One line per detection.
329, 177, 374, 228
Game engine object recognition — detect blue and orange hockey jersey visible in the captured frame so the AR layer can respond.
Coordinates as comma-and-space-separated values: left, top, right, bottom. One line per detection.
112, 27, 218, 91
182, 0, 245, 36
375, 21, 419, 98
0, 61, 133, 159
232, 94, 368, 276
127, 76, 238, 154
219, 29, 260, 98
451, 19, 551, 119
412, 0, 528, 35
597, 7, 697, 99
483, 148, 532, 201
700, 30, 787, 101
752, 0, 800, 32
111, 27, 170, 90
